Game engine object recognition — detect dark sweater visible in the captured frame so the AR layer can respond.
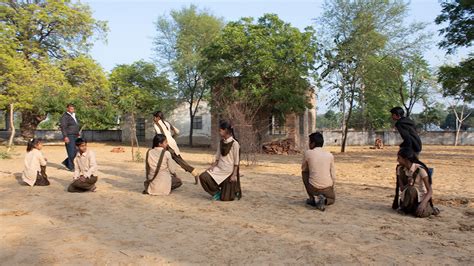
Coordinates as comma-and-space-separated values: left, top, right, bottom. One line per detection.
395, 117, 422, 153
60, 112, 80, 137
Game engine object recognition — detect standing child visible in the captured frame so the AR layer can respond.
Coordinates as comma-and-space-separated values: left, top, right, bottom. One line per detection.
22, 139, 50, 186
198, 120, 241, 201
67, 138, 98, 193
143, 134, 183, 195
395, 148, 439, 218
152, 111, 199, 183
301, 132, 336, 211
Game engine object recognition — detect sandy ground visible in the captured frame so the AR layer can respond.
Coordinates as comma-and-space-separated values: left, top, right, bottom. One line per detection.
0, 143, 473, 265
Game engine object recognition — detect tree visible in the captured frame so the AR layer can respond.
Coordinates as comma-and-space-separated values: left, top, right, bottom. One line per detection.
154, 5, 223, 147
0, 0, 107, 138
436, 0, 473, 101
203, 14, 317, 149
435, 0, 473, 54
60, 56, 116, 130
418, 102, 447, 130
318, 0, 429, 151
110, 61, 173, 161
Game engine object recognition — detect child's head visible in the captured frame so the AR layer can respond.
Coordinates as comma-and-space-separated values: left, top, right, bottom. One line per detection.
26, 138, 42, 152
75, 138, 88, 153
152, 134, 168, 149
309, 132, 324, 149
219, 120, 233, 139
153, 111, 164, 121
390, 107, 404, 121
397, 148, 417, 167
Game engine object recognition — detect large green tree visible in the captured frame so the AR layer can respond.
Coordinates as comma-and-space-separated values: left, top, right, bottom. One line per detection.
318, 0, 429, 151
154, 5, 223, 146
203, 14, 317, 147
0, 0, 107, 138
436, 0, 473, 145
110, 61, 173, 161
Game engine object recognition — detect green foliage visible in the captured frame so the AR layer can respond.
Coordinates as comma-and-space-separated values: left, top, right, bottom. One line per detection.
110, 60, 174, 116
203, 14, 318, 118
316, 110, 342, 129
0, 150, 12, 159
438, 56, 474, 102
435, 0, 474, 54
319, 0, 430, 132
154, 5, 223, 145
0, 0, 109, 137
418, 103, 448, 130
436, 1, 473, 103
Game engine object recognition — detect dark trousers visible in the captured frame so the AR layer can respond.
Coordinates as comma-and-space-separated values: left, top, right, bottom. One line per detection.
34, 166, 50, 186
400, 187, 433, 218
68, 175, 98, 193
62, 134, 77, 170
199, 172, 238, 201
302, 171, 335, 205
171, 174, 183, 190
168, 147, 195, 173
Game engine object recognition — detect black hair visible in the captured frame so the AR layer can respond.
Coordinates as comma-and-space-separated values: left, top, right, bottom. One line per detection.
397, 147, 431, 180
67, 103, 74, 108
309, 132, 324, 148
219, 120, 235, 138
75, 138, 87, 146
153, 111, 164, 120
390, 107, 405, 117
26, 138, 41, 152
152, 134, 167, 148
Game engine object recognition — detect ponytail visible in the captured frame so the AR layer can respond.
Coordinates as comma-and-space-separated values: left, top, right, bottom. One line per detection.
26, 138, 41, 152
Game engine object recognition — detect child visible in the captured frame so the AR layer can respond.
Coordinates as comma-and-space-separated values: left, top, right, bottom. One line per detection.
143, 134, 182, 195
198, 120, 241, 201
395, 148, 439, 218
22, 138, 50, 186
390, 107, 422, 155
301, 132, 335, 211
152, 111, 199, 183
67, 138, 98, 193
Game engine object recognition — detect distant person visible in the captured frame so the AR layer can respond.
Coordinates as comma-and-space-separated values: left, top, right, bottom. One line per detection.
394, 148, 439, 217
152, 111, 199, 183
60, 103, 81, 171
143, 134, 182, 195
198, 120, 241, 201
67, 138, 98, 193
301, 132, 335, 211
390, 107, 422, 155
22, 138, 50, 186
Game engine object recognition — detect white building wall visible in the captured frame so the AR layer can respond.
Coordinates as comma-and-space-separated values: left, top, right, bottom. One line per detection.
167, 101, 212, 146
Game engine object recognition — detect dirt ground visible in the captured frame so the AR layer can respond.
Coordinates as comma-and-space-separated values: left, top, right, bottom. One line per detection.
0, 143, 473, 264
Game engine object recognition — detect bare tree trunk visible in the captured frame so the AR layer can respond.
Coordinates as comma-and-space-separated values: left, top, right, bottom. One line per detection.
7, 104, 15, 152
341, 89, 355, 153
189, 103, 194, 147
20, 110, 46, 139
130, 113, 136, 161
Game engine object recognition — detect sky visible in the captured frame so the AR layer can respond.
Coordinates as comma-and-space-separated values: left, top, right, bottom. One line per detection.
84, 0, 471, 112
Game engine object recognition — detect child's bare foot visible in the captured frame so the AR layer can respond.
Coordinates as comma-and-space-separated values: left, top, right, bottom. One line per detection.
90, 186, 97, 192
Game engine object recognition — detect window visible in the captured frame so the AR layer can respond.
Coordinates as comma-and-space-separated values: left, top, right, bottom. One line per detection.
269, 115, 286, 135
193, 116, 203, 130
135, 118, 145, 142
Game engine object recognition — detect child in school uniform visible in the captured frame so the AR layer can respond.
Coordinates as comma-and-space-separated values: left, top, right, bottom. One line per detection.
199, 120, 241, 201
143, 134, 182, 195
22, 139, 50, 186
301, 132, 336, 211
67, 138, 98, 193
395, 148, 439, 218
